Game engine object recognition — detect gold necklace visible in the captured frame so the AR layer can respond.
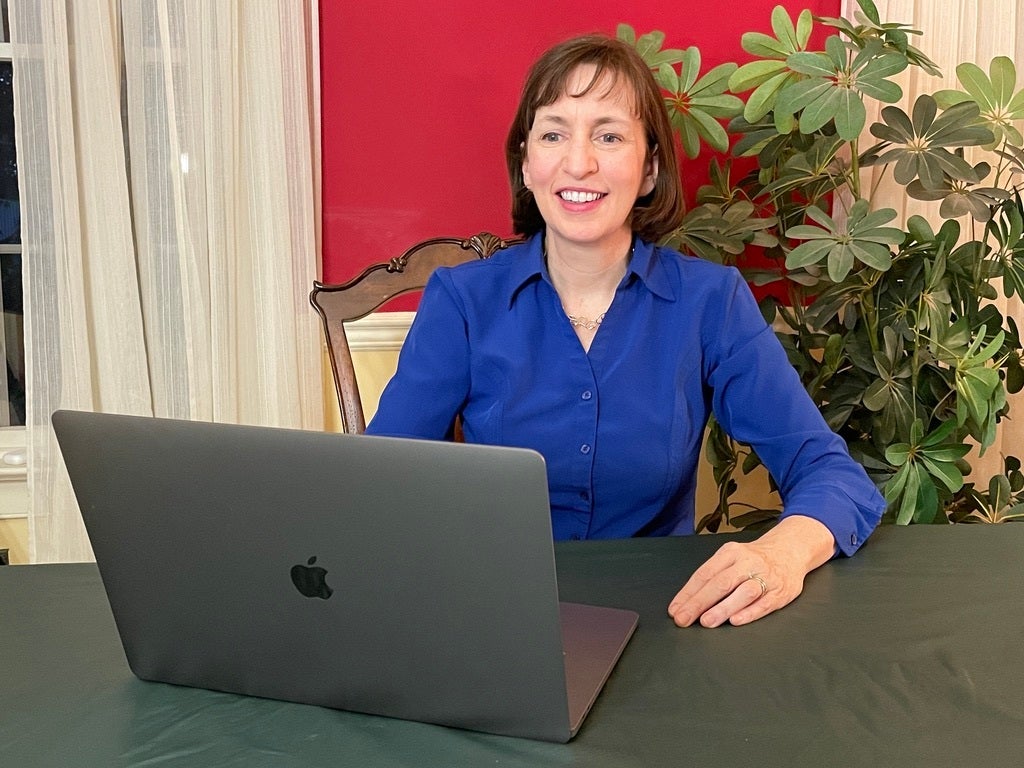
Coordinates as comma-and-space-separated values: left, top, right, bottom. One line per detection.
544, 241, 631, 332
566, 312, 605, 330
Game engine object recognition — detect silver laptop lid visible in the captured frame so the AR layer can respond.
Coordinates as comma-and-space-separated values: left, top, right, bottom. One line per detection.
53, 410, 580, 741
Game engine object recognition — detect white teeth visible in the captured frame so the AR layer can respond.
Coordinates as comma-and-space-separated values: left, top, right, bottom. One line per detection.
560, 190, 603, 203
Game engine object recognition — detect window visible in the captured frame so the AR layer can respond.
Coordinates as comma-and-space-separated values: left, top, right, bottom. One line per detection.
0, 0, 24, 511
0, 0, 21, 430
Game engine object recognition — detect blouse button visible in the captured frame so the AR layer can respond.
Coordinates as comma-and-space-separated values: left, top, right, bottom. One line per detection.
580, 444, 591, 454
581, 390, 593, 400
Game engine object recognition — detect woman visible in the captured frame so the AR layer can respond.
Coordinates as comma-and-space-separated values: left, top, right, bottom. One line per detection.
367, 34, 885, 627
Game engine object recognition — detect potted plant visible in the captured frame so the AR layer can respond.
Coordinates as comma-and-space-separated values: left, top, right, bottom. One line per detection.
619, 0, 1024, 530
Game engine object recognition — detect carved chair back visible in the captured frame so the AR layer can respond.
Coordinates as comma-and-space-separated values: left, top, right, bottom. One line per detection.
310, 233, 521, 433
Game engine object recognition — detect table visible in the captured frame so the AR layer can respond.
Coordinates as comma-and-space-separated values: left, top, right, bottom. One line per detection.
3, 524, 1023, 767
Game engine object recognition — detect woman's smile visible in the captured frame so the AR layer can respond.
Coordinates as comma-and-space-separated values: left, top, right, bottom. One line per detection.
558, 189, 606, 204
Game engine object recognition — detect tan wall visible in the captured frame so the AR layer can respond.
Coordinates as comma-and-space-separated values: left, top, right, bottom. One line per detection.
0, 430, 28, 562
0, 516, 28, 564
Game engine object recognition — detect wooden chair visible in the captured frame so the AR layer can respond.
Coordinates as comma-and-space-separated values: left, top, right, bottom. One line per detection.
310, 232, 521, 434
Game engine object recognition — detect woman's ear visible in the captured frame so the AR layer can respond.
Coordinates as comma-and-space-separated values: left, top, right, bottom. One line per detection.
640, 148, 659, 197
521, 141, 532, 190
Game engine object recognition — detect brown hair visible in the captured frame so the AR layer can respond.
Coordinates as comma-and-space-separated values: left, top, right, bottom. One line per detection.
505, 34, 685, 242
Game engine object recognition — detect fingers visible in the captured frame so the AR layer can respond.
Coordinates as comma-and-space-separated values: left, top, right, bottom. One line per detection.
667, 540, 797, 628
668, 567, 771, 628
668, 518, 831, 628
666, 541, 747, 625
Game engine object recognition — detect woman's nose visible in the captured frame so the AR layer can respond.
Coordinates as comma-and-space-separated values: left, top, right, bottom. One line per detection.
562, 137, 597, 177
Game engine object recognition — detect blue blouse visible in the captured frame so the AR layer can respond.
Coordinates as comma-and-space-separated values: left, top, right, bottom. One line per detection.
366, 233, 884, 555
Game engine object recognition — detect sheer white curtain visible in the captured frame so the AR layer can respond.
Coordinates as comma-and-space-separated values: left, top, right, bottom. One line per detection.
10, 1, 323, 562
844, 0, 1024, 482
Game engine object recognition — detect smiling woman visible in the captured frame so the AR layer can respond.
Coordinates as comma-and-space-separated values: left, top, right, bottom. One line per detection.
366, 33, 885, 629
521, 67, 657, 351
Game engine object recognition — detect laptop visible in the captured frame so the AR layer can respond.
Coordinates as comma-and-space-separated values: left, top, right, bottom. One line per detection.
51, 409, 638, 742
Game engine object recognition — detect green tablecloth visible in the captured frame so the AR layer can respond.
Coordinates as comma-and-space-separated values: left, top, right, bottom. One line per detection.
3, 524, 1023, 766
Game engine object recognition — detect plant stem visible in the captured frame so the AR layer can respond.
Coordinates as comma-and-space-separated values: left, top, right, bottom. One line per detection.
862, 286, 880, 355
911, 288, 924, 417
848, 138, 861, 200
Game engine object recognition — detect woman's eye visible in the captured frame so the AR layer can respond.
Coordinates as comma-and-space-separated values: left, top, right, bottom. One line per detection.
597, 133, 622, 144
539, 132, 562, 143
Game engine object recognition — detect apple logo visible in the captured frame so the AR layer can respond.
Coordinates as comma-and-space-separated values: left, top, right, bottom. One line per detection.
290, 556, 334, 599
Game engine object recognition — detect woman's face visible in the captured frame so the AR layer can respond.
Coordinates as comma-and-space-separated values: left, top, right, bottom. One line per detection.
522, 65, 657, 256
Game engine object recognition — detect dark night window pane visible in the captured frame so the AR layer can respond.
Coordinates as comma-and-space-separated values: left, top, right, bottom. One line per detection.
0, 46, 24, 426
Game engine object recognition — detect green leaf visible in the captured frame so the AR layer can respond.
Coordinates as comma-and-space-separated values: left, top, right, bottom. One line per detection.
956, 61, 998, 112
799, 85, 843, 134
743, 70, 794, 123
786, 239, 835, 270
741, 31, 791, 59
672, 110, 701, 159
990, 56, 1016, 106
857, 77, 903, 104
1008, 87, 1024, 116
848, 240, 893, 271
729, 59, 787, 93
680, 47, 701, 92
923, 445, 972, 462
832, 88, 868, 140
885, 461, 911, 500
856, 0, 881, 25
688, 108, 731, 153
787, 52, 835, 79
895, 464, 922, 524
828, 242, 855, 282
906, 214, 935, 243
794, 9, 814, 48
636, 29, 668, 63
770, 5, 799, 52
691, 93, 745, 118
865, 379, 891, 411
932, 89, 971, 109
919, 417, 959, 448
616, 23, 637, 46
786, 225, 836, 240
920, 455, 965, 493
656, 64, 679, 92
858, 52, 910, 86
912, 474, 939, 524
885, 442, 911, 466
692, 62, 740, 97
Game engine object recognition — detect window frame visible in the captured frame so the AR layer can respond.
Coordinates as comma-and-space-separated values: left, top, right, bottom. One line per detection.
0, 34, 27, 512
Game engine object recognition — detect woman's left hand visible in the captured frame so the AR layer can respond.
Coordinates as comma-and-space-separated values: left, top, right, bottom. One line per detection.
667, 515, 835, 628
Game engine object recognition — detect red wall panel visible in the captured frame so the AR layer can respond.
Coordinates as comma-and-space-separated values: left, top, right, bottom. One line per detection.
319, 0, 842, 284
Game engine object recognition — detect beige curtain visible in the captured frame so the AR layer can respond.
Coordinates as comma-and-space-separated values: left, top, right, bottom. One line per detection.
10, 1, 323, 562
845, 0, 1024, 482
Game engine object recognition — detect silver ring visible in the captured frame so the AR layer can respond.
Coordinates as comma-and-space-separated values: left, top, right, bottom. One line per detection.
747, 573, 768, 599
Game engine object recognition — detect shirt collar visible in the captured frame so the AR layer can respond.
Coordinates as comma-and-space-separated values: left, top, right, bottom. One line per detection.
504, 233, 547, 308
626, 236, 676, 302
506, 232, 677, 308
